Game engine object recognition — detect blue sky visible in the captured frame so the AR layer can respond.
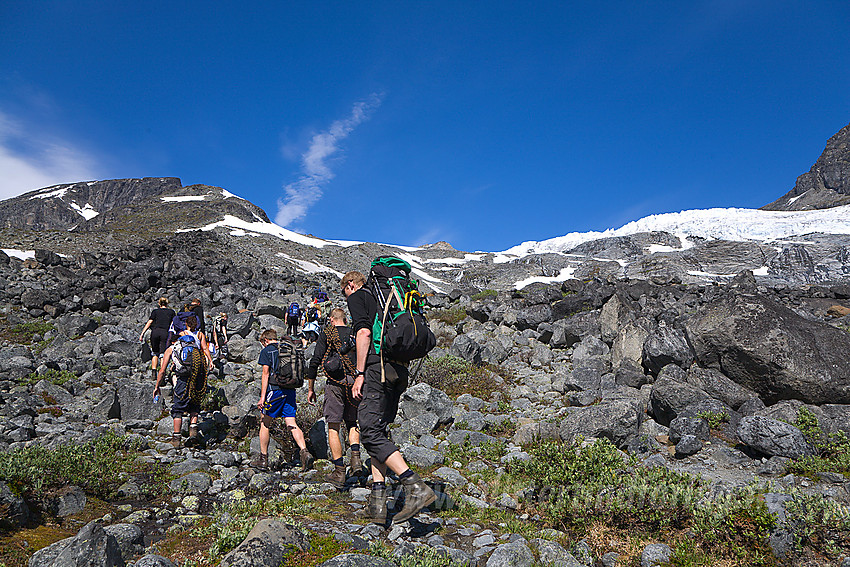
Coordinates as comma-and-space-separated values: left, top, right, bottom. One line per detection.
1, 1, 848, 252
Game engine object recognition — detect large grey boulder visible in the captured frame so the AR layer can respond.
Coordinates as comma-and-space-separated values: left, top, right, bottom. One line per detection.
398, 383, 453, 425
649, 376, 709, 426
254, 297, 290, 320
487, 540, 536, 567
0, 480, 31, 529
641, 543, 672, 567
117, 379, 164, 421
28, 521, 124, 567
55, 313, 99, 338
558, 400, 641, 448
642, 324, 693, 376
227, 310, 256, 338
219, 519, 309, 567
685, 291, 850, 404
449, 333, 483, 365
685, 366, 759, 410
134, 556, 176, 567
532, 539, 583, 566
737, 416, 815, 458
611, 322, 650, 368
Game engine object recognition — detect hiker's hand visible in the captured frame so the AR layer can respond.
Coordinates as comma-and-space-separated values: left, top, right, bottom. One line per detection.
352, 376, 364, 400
256, 398, 264, 410
153, 385, 160, 398
307, 389, 317, 404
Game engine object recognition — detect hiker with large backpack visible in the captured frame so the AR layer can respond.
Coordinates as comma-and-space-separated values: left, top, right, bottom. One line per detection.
341, 256, 437, 525
153, 315, 213, 449
306, 308, 363, 489
251, 328, 313, 472
286, 302, 301, 336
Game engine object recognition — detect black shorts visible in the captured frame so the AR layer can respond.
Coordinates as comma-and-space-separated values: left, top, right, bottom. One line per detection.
150, 328, 169, 356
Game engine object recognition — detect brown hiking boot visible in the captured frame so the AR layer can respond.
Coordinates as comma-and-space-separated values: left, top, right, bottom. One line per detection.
185, 425, 200, 447
251, 453, 269, 471
327, 464, 346, 490
170, 433, 181, 449
393, 472, 436, 524
367, 484, 388, 524
299, 448, 314, 472
349, 451, 364, 476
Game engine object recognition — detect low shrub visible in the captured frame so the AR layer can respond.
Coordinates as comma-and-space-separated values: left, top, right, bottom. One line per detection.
787, 407, 850, 478
428, 307, 467, 325
417, 355, 504, 399
23, 368, 76, 386
470, 289, 497, 301
0, 431, 154, 499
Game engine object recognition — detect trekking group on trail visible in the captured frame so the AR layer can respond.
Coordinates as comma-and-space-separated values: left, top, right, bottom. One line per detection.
142, 257, 438, 525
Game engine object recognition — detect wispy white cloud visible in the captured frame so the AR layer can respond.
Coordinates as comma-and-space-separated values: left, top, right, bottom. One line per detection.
0, 111, 99, 201
275, 94, 382, 226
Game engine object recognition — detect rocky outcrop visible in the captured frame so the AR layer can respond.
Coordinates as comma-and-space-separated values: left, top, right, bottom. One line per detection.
685, 289, 850, 404
763, 122, 850, 211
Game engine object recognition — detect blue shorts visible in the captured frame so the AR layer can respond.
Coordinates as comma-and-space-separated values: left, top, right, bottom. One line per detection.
261, 387, 296, 418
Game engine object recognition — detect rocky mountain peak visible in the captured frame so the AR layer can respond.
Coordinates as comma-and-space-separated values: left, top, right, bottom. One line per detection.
0, 177, 182, 231
762, 121, 850, 211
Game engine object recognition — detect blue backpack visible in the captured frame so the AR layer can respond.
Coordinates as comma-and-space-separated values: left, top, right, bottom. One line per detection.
288, 302, 301, 318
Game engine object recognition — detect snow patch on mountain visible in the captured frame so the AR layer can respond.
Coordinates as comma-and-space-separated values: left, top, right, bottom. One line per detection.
499, 205, 850, 258
69, 202, 99, 220
187, 215, 333, 248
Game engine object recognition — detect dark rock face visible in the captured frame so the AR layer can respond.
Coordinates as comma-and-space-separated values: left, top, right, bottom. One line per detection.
0, 178, 182, 231
685, 291, 850, 404
28, 520, 124, 567
763, 122, 850, 211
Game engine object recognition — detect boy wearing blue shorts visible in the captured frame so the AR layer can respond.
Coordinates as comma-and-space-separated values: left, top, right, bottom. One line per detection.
252, 328, 313, 472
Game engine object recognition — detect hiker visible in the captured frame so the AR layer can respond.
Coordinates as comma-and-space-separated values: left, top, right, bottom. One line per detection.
139, 297, 175, 381
342, 270, 436, 524
212, 312, 229, 361
286, 301, 301, 337
305, 300, 321, 325
190, 298, 206, 335
167, 303, 196, 346
252, 328, 313, 472
306, 308, 363, 489
153, 315, 213, 448
301, 320, 320, 345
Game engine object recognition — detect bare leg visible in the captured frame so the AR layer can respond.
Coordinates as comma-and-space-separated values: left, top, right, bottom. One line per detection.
328, 422, 343, 461
285, 416, 307, 450
259, 414, 273, 455
172, 417, 182, 435
348, 426, 360, 446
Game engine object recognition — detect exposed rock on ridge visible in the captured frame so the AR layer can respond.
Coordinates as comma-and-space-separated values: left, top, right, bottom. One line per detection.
763, 121, 850, 211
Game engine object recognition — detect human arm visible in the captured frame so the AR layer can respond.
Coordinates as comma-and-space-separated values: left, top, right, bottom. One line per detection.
153, 347, 172, 398
351, 327, 371, 400
306, 333, 327, 404
257, 365, 270, 410
199, 332, 213, 368
140, 318, 153, 342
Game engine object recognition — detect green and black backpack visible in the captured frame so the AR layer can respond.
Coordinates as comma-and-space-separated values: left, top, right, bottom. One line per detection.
367, 256, 436, 369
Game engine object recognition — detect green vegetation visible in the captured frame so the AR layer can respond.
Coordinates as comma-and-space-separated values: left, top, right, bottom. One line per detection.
418, 355, 505, 399
22, 368, 76, 386
697, 410, 730, 430
787, 407, 850, 478
428, 307, 467, 325
0, 431, 158, 500
369, 541, 468, 566
470, 289, 497, 301
0, 318, 54, 345
497, 438, 787, 565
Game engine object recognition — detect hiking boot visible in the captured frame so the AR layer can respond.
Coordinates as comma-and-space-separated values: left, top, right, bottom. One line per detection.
251, 453, 269, 471
327, 464, 346, 490
393, 472, 436, 524
170, 433, 181, 449
299, 448, 314, 472
185, 425, 200, 447
349, 451, 364, 476
367, 484, 388, 524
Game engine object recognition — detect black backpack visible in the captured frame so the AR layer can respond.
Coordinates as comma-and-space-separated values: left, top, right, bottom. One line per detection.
368, 256, 436, 365
271, 337, 305, 389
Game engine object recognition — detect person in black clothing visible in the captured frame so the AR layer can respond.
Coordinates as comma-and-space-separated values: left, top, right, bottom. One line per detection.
190, 298, 205, 334
306, 308, 363, 489
341, 271, 435, 525
139, 297, 176, 380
